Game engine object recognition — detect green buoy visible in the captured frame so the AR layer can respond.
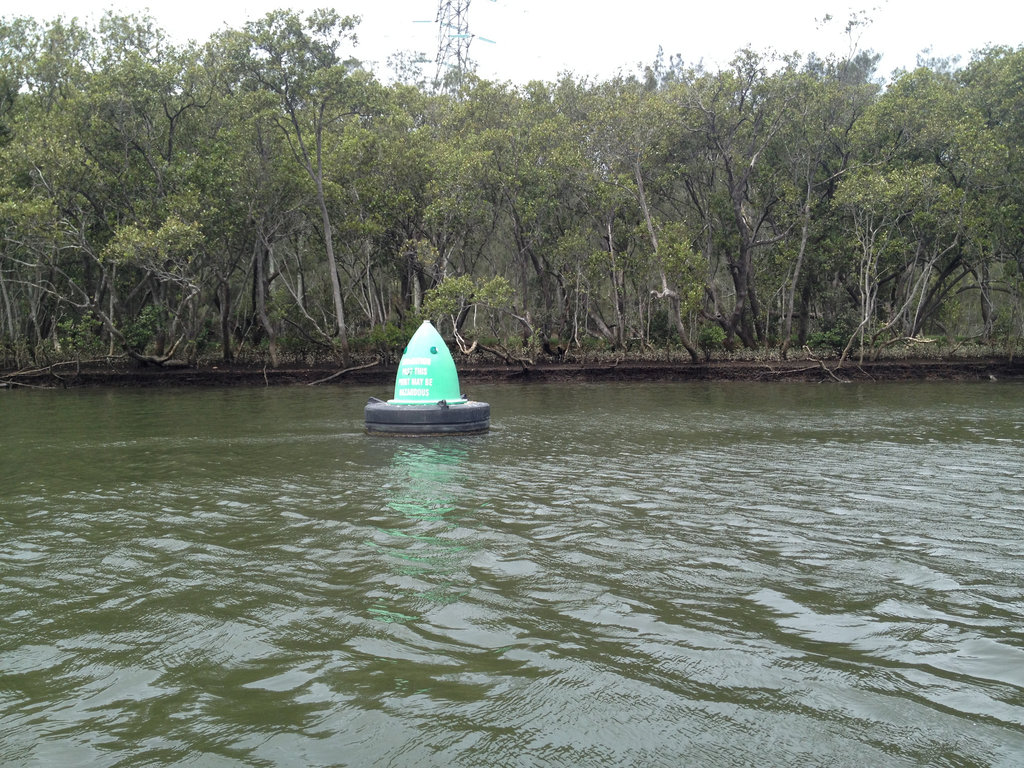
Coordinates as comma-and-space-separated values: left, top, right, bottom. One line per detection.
365, 321, 490, 435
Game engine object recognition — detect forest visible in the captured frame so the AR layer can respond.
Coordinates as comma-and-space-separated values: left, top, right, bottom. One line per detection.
1, 9, 1023, 372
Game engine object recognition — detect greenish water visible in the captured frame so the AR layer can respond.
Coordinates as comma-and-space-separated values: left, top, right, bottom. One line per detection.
2, 381, 1023, 767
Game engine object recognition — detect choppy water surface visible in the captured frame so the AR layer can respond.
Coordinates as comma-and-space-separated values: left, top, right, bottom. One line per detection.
2, 381, 1023, 766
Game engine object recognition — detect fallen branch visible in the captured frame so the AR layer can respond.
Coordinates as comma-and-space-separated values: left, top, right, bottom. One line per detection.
1, 356, 121, 380
452, 328, 532, 370
0, 377, 53, 390
476, 342, 533, 370
453, 335, 478, 355
127, 335, 188, 368
757, 364, 822, 379
309, 356, 382, 386
803, 347, 850, 383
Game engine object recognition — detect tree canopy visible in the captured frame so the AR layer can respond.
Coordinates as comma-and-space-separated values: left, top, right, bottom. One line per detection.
2, 10, 1022, 369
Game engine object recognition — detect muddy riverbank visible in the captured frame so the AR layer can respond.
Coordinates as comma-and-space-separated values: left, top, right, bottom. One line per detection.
3, 356, 1022, 389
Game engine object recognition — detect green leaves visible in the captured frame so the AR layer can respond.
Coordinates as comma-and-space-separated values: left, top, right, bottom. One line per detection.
422, 274, 512, 321
101, 216, 201, 270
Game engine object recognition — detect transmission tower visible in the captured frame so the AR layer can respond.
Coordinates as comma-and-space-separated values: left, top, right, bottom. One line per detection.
434, 0, 473, 90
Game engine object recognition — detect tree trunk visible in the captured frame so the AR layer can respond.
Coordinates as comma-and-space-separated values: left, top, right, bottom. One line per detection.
254, 239, 279, 368
980, 260, 994, 342
0, 262, 16, 342
317, 187, 350, 366
219, 276, 233, 363
781, 187, 812, 359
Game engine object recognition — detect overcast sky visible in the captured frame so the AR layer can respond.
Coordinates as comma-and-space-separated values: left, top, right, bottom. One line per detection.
18, 0, 1024, 83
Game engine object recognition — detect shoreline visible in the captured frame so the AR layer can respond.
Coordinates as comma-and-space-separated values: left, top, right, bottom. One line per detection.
2, 356, 1022, 389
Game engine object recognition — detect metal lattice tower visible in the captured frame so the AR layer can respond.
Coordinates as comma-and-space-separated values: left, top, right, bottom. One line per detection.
434, 0, 473, 90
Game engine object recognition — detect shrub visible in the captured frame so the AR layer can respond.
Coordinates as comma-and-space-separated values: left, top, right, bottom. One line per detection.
122, 306, 164, 353
697, 324, 727, 360
805, 324, 849, 353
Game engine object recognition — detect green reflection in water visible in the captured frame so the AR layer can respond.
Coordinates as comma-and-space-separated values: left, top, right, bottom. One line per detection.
368, 441, 476, 623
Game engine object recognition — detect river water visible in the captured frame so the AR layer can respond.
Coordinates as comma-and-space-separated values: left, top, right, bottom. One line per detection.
2, 381, 1023, 767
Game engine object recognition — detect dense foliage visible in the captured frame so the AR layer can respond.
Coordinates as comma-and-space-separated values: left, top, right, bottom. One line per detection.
2, 10, 1023, 369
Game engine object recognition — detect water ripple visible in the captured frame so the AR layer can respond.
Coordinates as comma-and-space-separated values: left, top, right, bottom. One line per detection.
2, 383, 1023, 766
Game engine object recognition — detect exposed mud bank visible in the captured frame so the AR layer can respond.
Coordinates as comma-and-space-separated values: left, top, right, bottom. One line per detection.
3, 356, 1022, 390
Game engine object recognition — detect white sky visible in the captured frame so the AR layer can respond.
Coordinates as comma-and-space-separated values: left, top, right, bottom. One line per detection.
13, 0, 1024, 83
